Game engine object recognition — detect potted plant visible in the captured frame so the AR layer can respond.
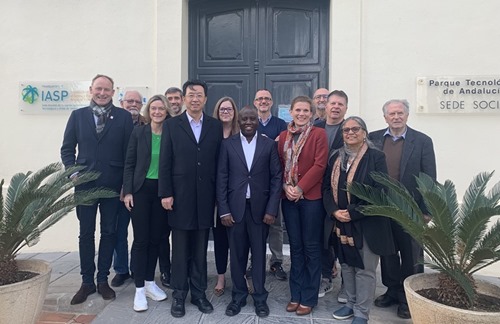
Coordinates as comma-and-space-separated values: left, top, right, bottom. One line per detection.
0, 162, 117, 324
348, 171, 500, 324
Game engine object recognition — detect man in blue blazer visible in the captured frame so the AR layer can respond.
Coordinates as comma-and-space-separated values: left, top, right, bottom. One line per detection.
216, 106, 282, 317
369, 99, 436, 319
60, 74, 133, 305
158, 80, 223, 318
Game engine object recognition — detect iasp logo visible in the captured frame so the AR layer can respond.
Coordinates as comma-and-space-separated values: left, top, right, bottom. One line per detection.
22, 85, 39, 104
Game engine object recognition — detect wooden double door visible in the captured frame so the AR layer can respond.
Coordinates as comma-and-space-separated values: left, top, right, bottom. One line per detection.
189, 0, 330, 116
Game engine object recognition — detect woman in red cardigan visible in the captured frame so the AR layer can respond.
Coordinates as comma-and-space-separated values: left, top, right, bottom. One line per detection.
278, 96, 328, 316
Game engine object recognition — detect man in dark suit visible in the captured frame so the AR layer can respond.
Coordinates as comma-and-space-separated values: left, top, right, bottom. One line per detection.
314, 90, 349, 301
60, 74, 134, 305
216, 107, 282, 317
158, 79, 223, 318
369, 99, 436, 319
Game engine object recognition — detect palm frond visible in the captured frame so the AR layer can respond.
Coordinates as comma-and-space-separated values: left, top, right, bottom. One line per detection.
457, 206, 500, 268
0, 163, 117, 265
459, 172, 494, 221
348, 171, 500, 307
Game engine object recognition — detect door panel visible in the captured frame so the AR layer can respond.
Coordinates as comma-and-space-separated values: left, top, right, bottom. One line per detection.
189, 0, 329, 115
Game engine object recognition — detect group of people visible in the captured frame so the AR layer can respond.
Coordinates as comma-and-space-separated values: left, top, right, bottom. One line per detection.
60, 74, 436, 324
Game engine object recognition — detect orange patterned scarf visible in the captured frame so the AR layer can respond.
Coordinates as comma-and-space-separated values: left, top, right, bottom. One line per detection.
331, 142, 368, 246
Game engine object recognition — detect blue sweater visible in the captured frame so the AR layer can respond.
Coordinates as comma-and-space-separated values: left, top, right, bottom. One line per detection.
258, 116, 288, 140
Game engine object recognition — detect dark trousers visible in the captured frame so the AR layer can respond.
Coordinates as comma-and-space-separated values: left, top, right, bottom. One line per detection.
158, 223, 172, 274
77, 197, 120, 284
171, 227, 210, 301
130, 179, 168, 287
113, 204, 131, 275
321, 232, 335, 278
228, 201, 269, 304
213, 213, 229, 275
282, 198, 324, 307
380, 220, 424, 303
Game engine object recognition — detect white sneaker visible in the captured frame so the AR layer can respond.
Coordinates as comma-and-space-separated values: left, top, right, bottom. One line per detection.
145, 281, 167, 301
134, 288, 148, 312
318, 278, 333, 298
337, 284, 347, 303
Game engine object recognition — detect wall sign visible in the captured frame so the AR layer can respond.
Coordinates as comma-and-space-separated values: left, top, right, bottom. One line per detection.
19, 82, 151, 114
416, 76, 500, 114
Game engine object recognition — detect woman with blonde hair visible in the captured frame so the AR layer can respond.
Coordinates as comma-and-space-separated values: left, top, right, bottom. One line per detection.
123, 95, 173, 311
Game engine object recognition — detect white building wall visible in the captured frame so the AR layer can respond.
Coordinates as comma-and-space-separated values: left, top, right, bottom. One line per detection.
1, 1, 499, 275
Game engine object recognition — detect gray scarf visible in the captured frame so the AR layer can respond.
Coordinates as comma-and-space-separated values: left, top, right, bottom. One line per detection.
90, 100, 113, 134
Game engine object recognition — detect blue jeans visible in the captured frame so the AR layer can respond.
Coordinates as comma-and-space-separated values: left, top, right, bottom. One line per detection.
282, 198, 324, 307
113, 204, 131, 274
77, 197, 120, 284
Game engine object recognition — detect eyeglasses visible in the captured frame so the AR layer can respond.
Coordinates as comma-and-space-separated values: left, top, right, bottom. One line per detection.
255, 97, 272, 102
123, 99, 142, 105
219, 107, 234, 113
342, 126, 362, 134
313, 94, 328, 100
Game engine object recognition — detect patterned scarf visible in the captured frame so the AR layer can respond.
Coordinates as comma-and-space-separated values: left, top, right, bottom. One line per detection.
331, 142, 368, 247
283, 121, 313, 186
90, 100, 113, 134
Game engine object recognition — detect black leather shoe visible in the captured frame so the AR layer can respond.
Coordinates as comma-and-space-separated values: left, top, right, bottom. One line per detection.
161, 272, 171, 288
191, 297, 214, 314
255, 301, 270, 317
397, 303, 411, 319
97, 282, 116, 300
225, 300, 246, 316
70, 283, 96, 305
374, 293, 398, 308
171, 298, 185, 318
111, 273, 130, 287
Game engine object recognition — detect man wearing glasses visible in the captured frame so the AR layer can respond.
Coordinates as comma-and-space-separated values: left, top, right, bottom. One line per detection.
110, 90, 146, 288
369, 99, 436, 319
312, 88, 329, 121
251, 89, 288, 283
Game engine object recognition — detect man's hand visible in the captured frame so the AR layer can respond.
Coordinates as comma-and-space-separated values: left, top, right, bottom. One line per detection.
221, 214, 235, 227
263, 213, 275, 225
124, 194, 134, 211
161, 196, 174, 211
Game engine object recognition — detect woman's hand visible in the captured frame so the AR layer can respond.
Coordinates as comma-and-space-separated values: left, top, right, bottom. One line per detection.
333, 209, 351, 222
284, 184, 303, 202
124, 194, 134, 211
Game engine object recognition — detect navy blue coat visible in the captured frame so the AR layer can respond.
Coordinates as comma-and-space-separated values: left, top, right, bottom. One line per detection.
216, 133, 282, 224
60, 105, 133, 192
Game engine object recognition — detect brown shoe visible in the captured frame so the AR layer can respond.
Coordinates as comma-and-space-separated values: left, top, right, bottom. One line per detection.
70, 283, 96, 305
296, 304, 312, 316
97, 282, 116, 300
286, 302, 299, 312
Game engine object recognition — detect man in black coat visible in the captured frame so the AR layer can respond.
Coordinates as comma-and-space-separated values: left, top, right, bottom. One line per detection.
60, 74, 133, 305
369, 99, 436, 319
216, 107, 282, 317
158, 79, 223, 318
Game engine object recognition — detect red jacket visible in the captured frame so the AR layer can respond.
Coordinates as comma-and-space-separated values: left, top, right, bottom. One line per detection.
278, 126, 328, 200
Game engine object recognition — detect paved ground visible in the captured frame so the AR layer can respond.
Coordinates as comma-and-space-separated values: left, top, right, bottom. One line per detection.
19, 247, 500, 324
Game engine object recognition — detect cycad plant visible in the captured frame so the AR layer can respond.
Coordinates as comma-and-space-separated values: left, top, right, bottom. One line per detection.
0, 162, 117, 285
348, 171, 500, 309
